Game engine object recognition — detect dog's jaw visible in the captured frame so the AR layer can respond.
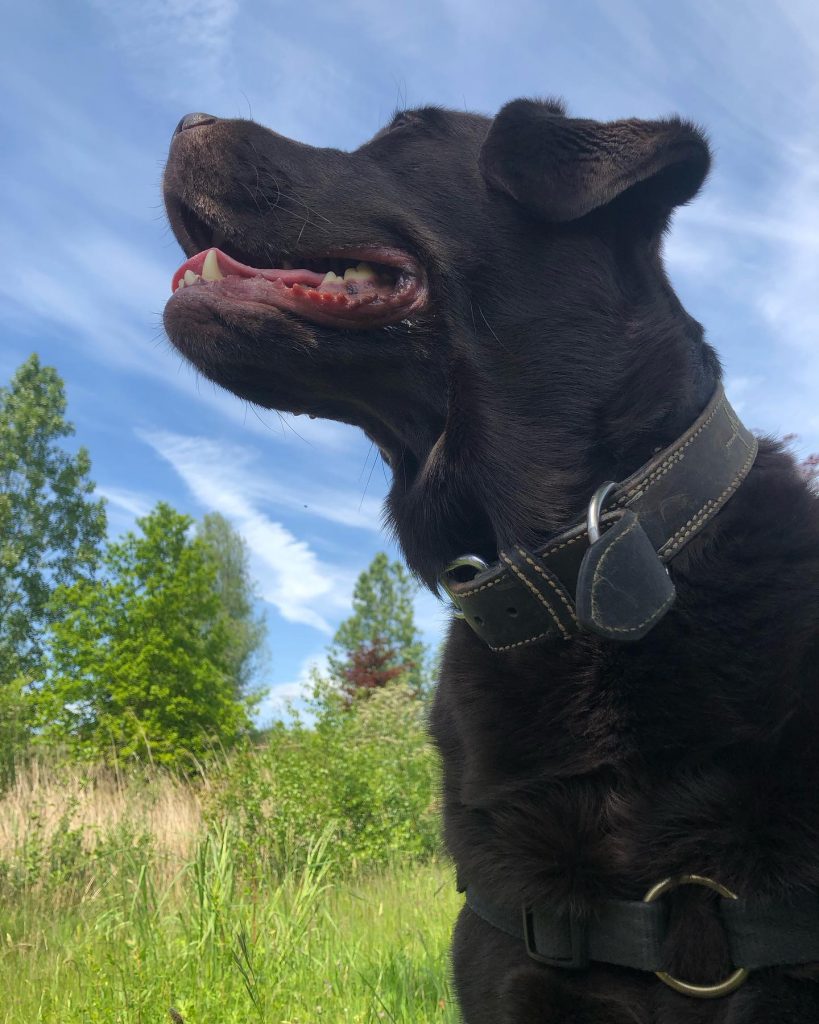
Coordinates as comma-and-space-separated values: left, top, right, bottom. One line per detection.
167, 246, 428, 330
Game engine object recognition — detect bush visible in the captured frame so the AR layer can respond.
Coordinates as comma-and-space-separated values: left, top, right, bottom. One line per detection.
206, 683, 442, 878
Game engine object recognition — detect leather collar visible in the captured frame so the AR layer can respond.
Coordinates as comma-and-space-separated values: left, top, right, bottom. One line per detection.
440, 386, 758, 650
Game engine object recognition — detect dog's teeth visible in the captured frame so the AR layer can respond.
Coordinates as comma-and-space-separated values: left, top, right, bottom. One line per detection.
321, 271, 343, 285
343, 263, 377, 282
183, 269, 200, 285
176, 280, 185, 290
201, 249, 224, 281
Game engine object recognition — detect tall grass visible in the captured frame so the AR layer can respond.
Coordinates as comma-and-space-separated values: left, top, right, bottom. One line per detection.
0, 687, 460, 1022
0, 806, 459, 1022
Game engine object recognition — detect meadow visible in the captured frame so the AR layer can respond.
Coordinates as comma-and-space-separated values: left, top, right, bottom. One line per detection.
0, 686, 460, 1023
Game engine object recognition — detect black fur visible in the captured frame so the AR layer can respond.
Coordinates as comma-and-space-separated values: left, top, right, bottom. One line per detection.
163, 98, 819, 1021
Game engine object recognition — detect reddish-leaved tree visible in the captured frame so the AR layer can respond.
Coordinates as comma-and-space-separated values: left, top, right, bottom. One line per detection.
340, 638, 414, 702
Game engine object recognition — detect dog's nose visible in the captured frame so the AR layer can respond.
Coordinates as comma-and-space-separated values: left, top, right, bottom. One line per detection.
174, 112, 218, 136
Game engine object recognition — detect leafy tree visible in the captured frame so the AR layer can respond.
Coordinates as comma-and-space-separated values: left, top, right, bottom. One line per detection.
339, 638, 408, 702
38, 503, 251, 766
327, 552, 427, 697
197, 512, 267, 703
0, 355, 106, 687
0, 677, 31, 790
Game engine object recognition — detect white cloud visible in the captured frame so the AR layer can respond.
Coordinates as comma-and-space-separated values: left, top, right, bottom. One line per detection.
140, 429, 369, 632
140, 431, 382, 531
754, 145, 819, 351
98, 485, 154, 521
662, 139, 819, 452
254, 652, 327, 727
89, 0, 239, 104
0, 220, 175, 377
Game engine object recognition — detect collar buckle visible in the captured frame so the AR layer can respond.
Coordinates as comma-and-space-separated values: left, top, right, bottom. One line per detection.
586, 480, 618, 544
438, 555, 489, 619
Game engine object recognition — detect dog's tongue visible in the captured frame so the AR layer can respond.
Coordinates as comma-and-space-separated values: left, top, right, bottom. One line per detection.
171, 248, 327, 293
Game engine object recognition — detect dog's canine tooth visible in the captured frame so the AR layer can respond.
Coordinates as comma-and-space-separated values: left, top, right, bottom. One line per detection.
183, 269, 200, 285
201, 249, 224, 281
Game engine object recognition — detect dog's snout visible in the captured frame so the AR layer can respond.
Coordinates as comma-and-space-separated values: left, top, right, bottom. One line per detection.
173, 112, 218, 137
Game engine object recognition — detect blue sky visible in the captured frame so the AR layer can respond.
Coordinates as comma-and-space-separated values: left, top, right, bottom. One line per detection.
3, 1, 818, 720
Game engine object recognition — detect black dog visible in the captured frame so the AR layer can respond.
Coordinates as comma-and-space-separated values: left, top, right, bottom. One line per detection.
163, 100, 819, 1022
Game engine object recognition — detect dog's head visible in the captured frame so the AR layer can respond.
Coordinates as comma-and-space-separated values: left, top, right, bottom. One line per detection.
163, 99, 715, 585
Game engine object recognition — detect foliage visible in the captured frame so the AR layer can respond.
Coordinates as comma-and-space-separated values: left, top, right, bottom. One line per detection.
210, 682, 442, 876
0, 729, 454, 1023
0, 676, 32, 791
327, 551, 427, 695
0, 846, 457, 1024
0, 354, 106, 688
339, 637, 409, 701
196, 512, 267, 704
37, 503, 252, 767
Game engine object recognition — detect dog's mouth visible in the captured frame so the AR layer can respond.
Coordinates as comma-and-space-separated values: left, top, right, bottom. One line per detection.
167, 193, 428, 332
169, 247, 425, 328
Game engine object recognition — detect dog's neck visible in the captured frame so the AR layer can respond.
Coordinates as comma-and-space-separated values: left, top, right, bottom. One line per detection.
434, 333, 718, 581
390, 221, 723, 590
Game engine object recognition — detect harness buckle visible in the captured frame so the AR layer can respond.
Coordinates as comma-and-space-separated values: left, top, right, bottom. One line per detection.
523, 906, 588, 970
643, 874, 749, 999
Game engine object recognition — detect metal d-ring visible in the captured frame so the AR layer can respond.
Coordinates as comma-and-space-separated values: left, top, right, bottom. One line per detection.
587, 481, 618, 545
643, 874, 749, 999
438, 555, 490, 619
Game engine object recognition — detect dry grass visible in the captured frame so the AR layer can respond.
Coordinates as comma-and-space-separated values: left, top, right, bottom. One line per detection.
0, 757, 204, 871
0, 754, 459, 1023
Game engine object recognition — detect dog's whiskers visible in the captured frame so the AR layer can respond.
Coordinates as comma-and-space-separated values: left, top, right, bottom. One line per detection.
477, 304, 509, 352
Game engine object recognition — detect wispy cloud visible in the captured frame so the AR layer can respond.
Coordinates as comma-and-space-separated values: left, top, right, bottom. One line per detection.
140, 431, 382, 531
98, 485, 154, 521
97, 485, 156, 538
0, 218, 172, 374
254, 652, 327, 727
140, 429, 365, 632
664, 137, 819, 449
754, 145, 819, 350
89, 0, 239, 105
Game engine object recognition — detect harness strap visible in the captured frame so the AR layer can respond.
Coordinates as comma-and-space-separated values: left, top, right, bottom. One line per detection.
465, 886, 819, 974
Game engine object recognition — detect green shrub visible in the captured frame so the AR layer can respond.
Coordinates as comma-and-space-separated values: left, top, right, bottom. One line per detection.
206, 683, 442, 878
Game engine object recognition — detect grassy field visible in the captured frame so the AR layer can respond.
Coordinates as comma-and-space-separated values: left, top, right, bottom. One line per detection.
0, 750, 461, 1023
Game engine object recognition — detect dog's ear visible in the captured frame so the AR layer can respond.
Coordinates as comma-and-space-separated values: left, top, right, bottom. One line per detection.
479, 98, 710, 225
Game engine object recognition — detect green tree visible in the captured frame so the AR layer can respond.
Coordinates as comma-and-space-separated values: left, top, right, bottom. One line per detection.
0, 355, 106, 687
38, 503, 251, 766
327, 552, 427, 697
0, 678, 32, 790
197, 512, 267, 703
